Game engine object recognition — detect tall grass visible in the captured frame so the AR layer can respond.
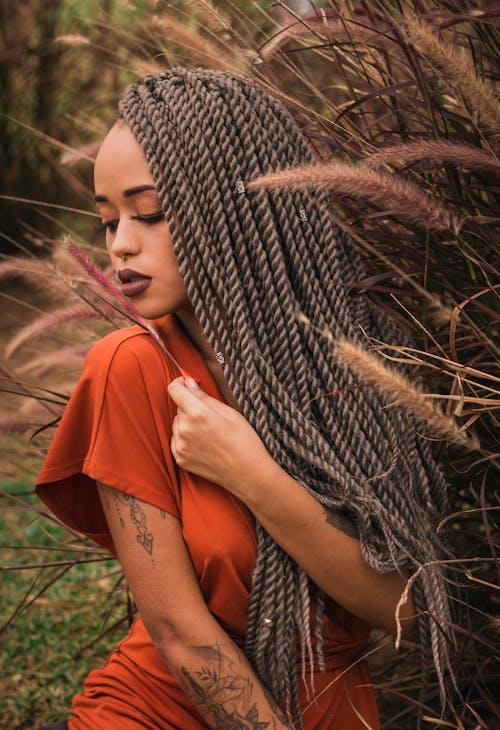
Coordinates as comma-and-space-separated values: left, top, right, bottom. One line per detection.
1, 0, 498, 727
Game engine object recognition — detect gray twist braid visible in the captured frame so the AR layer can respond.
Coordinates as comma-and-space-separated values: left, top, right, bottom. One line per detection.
119, 67, 453, 727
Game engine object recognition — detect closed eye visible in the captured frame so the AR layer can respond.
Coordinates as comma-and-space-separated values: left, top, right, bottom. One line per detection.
94, 212, 164, 237
94, 219, 118, 234
131, 212, 164, 225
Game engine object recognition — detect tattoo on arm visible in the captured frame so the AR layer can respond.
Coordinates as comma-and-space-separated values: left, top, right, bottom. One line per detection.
178, 645, 287, 729
322, 506, 359, 539
112, 492, 154, 558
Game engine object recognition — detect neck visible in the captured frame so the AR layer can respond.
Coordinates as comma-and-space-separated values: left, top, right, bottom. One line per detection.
174, 308, 221, 366
174, 308, 240, 412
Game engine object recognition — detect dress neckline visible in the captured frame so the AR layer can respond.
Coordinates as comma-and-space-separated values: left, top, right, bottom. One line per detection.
148, 314, 229, 407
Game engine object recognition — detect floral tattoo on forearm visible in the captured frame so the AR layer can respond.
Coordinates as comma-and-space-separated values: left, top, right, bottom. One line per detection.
178, 645, 288, 729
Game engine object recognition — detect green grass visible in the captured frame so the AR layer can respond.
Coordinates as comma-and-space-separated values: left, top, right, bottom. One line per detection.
0, 480, 128, 730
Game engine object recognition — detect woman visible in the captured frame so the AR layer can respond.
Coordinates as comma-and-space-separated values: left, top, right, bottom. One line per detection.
36, 68, 450, 729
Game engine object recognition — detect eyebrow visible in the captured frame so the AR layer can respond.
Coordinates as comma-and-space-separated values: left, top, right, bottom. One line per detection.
94, 185, 157, 203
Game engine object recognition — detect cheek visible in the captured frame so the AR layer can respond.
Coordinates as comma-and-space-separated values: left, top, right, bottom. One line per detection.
160, 242, 182, 276
105, 240, 114, 259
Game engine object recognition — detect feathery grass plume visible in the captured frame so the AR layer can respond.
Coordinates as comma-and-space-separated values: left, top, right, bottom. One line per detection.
363, 140, 500, 172
370, 341, 500, 392
405, 17, 500, 137
331, 335, 479, 451
0, 418, 40, 435
0, 257, 75, 301
248, 161, 454, 231
260, 14, 391, 60
5, 306, 102, 360
66, 239, 190, 381
151, 15, 238, 71
65, 238, 142, 321
183, 0, 232, 33
18, 345, 88, 377
52, 245, 102, 279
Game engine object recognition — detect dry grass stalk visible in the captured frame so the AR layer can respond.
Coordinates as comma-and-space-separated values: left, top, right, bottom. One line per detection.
260, 15, 390, 60
151, 15, 238, 71
61, 142, 100, 166
132, 59, 165, 78
405, 17, 500, 137
0, 118, 98, 165
249, 161, 454, 231
363, 140, 500, 172
54, 35, 91, 46
183, 0, 231, 33
5, 306, 101, 360
371, 341, 500, 391
0, 257, 74, 301
332, 336, 480, 451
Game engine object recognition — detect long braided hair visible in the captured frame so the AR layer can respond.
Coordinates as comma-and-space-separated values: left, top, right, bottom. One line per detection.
118, 68, 453, 725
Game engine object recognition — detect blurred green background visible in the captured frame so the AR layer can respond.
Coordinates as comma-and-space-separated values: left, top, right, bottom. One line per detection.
1, 1, 498, 727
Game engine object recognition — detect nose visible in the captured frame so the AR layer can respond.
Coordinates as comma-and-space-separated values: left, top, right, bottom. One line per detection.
110, 219, 135, 260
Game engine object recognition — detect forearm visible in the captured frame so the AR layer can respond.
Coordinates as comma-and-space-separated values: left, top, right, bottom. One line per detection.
226, 459, 415, 635
154, 634, 289, 729
97, 482, 289, 728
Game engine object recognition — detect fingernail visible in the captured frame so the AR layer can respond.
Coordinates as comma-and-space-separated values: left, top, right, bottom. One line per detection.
180, 368, 201, 387
185, 377, 200, 391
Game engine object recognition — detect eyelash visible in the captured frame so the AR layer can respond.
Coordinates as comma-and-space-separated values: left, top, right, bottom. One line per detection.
94, 211, 164, 234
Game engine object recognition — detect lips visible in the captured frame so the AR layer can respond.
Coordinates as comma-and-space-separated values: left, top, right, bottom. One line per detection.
118, 268, 152, 297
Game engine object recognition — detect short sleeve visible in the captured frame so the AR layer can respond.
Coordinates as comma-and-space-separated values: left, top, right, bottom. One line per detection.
36, 327, 181, 553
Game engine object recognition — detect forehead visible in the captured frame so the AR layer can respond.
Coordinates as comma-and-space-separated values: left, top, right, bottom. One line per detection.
94, 121, 155, 192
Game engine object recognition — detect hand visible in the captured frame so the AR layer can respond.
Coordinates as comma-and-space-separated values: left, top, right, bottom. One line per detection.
167, 376, 274, 496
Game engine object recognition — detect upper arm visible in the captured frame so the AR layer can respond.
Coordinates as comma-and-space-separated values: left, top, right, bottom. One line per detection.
97, 482, 221, 647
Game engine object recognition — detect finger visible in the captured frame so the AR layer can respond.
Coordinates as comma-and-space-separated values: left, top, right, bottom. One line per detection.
168, 377, 204, 409
172, 413, 180, 441
170, 413, 182, 456
170, 432, 178, 462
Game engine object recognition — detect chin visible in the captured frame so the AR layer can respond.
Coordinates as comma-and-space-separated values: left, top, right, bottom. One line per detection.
132, 301, 173, 320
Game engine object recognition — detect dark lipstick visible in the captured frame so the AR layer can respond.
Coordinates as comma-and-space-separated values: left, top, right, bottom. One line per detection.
118, 268, 152, 297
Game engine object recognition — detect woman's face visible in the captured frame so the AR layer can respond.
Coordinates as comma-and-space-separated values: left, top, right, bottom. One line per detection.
94, 121, 193, 320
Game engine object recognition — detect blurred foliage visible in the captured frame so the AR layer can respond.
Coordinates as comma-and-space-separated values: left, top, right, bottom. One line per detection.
1, 0, 499, 727
0, 0, 278, 253
0, 480, 128, 730
1, 0, 162, 252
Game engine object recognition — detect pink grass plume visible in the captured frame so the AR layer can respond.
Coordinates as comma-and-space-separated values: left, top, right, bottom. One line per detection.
66, 238, 200, 384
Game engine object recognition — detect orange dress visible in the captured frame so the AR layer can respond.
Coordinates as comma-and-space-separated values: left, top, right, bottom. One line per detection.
36, 314, 380, 730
